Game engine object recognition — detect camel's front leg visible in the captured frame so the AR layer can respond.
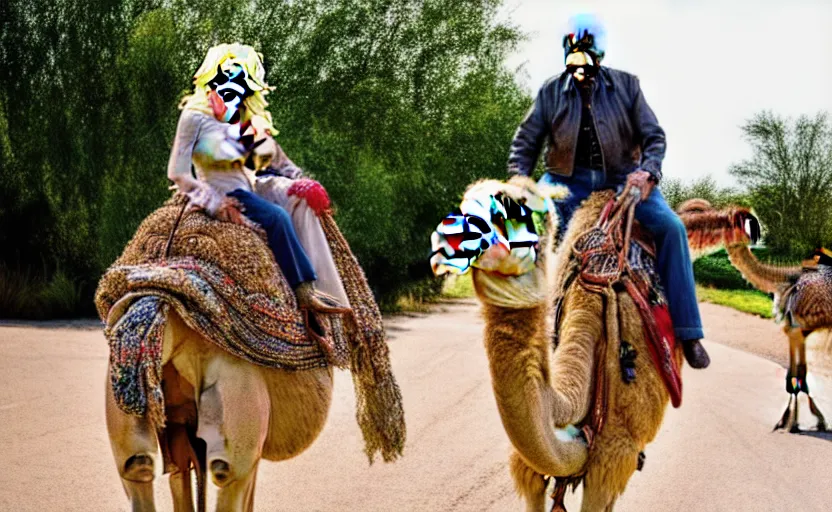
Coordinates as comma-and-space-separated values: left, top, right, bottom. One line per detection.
105, 371, 158, 512
198, 356, 270, 512
510, 451, 548, 512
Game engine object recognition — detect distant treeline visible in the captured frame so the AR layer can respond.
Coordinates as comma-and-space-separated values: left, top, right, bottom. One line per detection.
0, 0, 529, 318
662, 112, 832, 259
1, 2, 829, 319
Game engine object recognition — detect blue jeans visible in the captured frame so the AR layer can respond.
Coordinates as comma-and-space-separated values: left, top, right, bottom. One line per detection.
540, 169, 704, 341
227, 189, 317, 288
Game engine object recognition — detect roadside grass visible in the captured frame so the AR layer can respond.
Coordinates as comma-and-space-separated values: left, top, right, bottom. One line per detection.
394, 294, 437, 313
390, 273, 475, 313
695, 285, 773, 319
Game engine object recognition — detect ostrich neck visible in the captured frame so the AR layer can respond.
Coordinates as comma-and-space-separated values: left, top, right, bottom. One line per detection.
480, 301, 588, 477
726, 244, 802, 295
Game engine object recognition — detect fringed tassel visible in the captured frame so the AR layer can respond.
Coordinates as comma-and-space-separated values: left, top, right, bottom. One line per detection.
349, 337, 406, 462
106, 295, 169, 430
319, 212, 406, 463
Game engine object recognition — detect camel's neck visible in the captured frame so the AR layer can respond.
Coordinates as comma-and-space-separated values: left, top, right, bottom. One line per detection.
482, 302, 551, 384
480, 301, 587, 477
726, 244, 801, 295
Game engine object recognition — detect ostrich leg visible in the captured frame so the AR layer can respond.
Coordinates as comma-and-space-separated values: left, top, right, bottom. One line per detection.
797, 332, 828, 431
775, 328, 803, 432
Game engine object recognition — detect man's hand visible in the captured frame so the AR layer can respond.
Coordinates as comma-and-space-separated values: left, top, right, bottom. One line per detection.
626, 170, 656, 201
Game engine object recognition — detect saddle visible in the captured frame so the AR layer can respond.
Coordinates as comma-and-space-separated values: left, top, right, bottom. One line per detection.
551, 187, 683, 510
572, 188, 682, 407
97, 194, 352, 367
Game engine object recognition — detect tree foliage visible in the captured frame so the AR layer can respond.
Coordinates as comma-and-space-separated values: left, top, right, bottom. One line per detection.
660, 174, 750, 211
0, 0, 528, 317
729, 111, 832, 258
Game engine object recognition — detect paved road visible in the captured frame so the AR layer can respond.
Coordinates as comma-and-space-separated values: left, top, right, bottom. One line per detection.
0, 301, 830, 511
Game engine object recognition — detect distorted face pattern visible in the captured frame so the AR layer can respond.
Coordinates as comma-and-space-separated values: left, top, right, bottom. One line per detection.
562, 15, 606, 82
816, 247, 832, 266
430, 186, 553, 277
207, 63, 253, 123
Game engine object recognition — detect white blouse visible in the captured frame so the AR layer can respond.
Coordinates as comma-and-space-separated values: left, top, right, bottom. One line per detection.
167, 109, 253, 195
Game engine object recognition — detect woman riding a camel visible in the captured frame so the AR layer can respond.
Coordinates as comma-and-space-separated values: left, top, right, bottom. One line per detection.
168, 43, 346, 312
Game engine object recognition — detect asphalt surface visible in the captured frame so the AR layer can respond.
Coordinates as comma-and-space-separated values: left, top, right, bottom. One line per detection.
0, 300, 830, 511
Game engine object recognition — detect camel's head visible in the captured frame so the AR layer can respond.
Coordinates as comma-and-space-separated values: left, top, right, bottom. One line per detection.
676, 198, 761, 258
430, 177, 567, 307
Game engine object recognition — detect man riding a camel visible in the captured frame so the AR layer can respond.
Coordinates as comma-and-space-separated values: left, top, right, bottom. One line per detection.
507, 14, 710, 369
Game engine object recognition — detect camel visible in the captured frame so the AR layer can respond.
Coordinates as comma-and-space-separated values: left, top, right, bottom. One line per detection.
433, 177, 755, 511
106, 311, 334, 512
98, 196, 405, 512
676, 199, 830, 433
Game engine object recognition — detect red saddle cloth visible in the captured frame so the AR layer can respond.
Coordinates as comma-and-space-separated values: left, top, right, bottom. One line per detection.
573, 195, 683, 409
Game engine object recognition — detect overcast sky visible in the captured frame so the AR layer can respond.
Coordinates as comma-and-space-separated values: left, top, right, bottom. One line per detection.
500, 0, 832, 186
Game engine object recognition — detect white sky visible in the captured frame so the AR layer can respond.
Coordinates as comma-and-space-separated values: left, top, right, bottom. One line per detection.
501, 0, 832, 186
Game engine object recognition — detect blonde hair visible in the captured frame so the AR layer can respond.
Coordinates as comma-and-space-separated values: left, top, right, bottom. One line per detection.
180, 43, 276, 133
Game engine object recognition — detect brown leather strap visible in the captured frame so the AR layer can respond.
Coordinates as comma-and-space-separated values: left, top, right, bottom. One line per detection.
164, 200, 190, 259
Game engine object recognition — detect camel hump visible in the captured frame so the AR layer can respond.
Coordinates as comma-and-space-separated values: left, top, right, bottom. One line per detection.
112, 194, 287, 297
676, 198, 714, 214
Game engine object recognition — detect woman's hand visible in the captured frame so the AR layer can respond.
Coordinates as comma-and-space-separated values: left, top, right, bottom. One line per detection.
287, 178, 331, 215
179, 178, 224, 215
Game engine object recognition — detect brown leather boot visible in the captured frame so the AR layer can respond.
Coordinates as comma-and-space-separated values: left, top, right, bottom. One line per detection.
682, 339, 710, 369
295, 281, 348, 313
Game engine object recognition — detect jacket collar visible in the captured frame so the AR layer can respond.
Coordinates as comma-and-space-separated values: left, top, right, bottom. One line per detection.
561, 66, 614, 94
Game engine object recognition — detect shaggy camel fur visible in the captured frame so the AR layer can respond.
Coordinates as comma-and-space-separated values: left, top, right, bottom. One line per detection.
106, 310, 334, 512
677, 199, 830, 432
470, 178, 683, 512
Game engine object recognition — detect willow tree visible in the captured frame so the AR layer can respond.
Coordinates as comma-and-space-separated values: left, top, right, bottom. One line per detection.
730, 111, 832, 258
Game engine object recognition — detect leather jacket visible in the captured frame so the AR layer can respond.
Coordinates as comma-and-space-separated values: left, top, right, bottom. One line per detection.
507, 67, 666, 182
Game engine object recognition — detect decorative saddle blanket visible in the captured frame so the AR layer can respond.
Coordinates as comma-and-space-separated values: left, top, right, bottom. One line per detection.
96, 194, 406, 462
96, 196, 346, 368
566, 192, 683, 410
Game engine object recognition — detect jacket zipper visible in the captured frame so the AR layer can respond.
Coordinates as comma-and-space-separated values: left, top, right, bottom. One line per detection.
588, 82, 607, 179
569, 88, 581, 176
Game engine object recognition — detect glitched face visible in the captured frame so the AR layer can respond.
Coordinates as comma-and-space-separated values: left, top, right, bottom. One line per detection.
207, 62, 253, 123
563, 33, 600, 81
430, 181, 553, 277
562, 14, 606, 81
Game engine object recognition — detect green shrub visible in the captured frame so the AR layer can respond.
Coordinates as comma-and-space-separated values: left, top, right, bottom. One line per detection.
692, 248, 781, 290
0, 0, 527, 318
0, 265, 85, 319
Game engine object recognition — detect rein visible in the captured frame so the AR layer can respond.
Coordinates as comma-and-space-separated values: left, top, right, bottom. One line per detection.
164, 199, 190, 259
